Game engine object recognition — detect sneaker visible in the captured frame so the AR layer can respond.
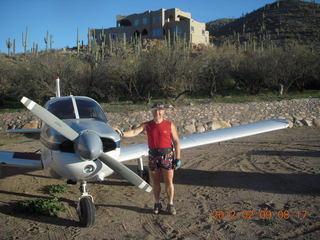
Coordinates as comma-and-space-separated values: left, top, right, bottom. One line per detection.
167, 204, 176, 215
153, 203, 162, 214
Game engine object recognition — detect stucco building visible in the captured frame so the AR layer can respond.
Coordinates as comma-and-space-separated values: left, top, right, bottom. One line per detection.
89, 8, 209, 45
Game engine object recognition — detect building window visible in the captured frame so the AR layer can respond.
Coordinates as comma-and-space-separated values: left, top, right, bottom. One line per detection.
202, 29, 205, 36
191, 26, 194, 33
134, 19, 139, 26
112, 33, 117, 40
174, 26, 183, 35
143, 17, 148, 25
152, 29, 162, 36
152, 15, 161, 24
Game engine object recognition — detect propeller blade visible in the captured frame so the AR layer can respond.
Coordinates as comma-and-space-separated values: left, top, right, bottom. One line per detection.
99, 153, 152, 193
21, 97, 79, 141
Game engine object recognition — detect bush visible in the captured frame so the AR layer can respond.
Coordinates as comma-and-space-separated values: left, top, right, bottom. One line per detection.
0, 41, 319, 104
17, 197, 65, 216
42, 184, 68, 195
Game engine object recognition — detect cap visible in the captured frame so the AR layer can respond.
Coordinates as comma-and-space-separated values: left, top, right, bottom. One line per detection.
151, 102, 165, 110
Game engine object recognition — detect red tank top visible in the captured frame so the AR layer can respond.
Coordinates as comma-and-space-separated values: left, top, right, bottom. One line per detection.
146, 120, 172, 149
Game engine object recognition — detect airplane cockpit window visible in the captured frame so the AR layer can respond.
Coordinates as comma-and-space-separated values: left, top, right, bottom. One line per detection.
76, 98, 107, 122
47, 98, 76, 119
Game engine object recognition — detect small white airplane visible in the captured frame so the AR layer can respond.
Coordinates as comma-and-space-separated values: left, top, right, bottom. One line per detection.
0, 79, 289, 227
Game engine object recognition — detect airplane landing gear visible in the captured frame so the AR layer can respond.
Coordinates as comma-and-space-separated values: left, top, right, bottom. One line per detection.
77, 180, 95, 227
137, 157, 150, 184
138, 169, 150, 183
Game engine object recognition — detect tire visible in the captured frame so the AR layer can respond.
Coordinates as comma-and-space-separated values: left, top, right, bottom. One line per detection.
79, 196, 95, 227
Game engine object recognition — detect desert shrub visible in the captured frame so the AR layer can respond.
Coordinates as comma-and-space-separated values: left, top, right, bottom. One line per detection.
0, 57, 15, 106
197, 45, 235, 96
42, 184, 68, 195
263, 44, 319, 94
17, 197, 64, 216
0, 40, 319, 103
231, 50, 271, 94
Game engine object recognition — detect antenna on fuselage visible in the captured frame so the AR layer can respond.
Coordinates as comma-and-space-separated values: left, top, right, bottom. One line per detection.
55, 76, 61, 97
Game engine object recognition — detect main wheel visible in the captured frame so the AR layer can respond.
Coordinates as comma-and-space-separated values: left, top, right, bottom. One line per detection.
78, 196, 95, 227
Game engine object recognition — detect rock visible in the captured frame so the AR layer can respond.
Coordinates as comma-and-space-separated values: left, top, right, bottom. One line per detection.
294, 120, 304, 127
1, 98, 319, 131
293, 115, 303, 122
22, 120, 39, 129
231, 122, 240, 127
301, 119, 313, 127
207, 120, 231, 130
195, 121, 203, 127
313, 119, 320, 128
168, 104, 174, 109
287, 120, 294, 128
196, 125, 206, 133
184, 124, 196, 134
131, 124, 140, 129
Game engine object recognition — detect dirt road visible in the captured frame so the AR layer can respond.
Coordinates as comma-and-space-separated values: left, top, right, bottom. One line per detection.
1, 127, 320, 240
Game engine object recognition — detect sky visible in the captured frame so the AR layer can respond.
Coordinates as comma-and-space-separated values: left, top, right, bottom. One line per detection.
0, 0, 316, 53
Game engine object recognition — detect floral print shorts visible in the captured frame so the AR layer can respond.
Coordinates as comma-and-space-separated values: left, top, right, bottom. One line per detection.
148, 151, 174, 171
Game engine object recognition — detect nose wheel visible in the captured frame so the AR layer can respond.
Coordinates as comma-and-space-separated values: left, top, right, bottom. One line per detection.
77, 181, 95, 227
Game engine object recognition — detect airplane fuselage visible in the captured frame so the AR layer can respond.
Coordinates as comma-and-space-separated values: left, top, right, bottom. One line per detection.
40, 96, 121, 182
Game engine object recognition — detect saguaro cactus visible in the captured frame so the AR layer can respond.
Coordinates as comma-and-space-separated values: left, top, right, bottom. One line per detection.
6, 38, 12, 55
123, 32, 127, 49
44, 31, 49, 52
77, 28, 80, 55
32, 42, 38, 55
13, 39, 16, 55
50, 34, 53, 50
22, 26, 29, 54
100, 29, 106, 59
88, 28, 92, 53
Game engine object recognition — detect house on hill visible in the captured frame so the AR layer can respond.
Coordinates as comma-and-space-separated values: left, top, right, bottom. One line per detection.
89, 8, 209, 45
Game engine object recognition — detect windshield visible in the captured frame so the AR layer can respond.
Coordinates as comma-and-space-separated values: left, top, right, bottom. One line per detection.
47, 98, 75, 119
47, 97, 107, 122
76, 98, 107, 122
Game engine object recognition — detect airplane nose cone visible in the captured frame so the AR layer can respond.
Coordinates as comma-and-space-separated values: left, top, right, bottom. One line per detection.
76, 130, 102, 161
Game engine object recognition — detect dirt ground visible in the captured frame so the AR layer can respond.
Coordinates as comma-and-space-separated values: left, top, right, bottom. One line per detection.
0, 127, 320, 240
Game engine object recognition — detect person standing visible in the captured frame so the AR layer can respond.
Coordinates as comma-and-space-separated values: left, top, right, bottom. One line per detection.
116, 103, 181, 215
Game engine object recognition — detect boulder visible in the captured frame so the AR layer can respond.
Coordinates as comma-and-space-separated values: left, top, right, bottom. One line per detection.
22, 120, 39, 129
287, 120, 294, 128
196, 125, 206, 133
294, 120, 304, 127
207, 120, 231, 130
184, 124, 196, 134
313, 119, 320, 128
301, 119, 313, 127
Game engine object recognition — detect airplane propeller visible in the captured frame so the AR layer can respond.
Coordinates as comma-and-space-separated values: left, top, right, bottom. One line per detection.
20, 97, 152, 193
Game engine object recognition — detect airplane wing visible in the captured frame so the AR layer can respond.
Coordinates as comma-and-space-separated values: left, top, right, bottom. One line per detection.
118, 143, 149, 162
0, 151, 43, 169
118, 119, 289, 162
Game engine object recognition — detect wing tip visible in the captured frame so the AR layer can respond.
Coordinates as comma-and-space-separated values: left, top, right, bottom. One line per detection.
21, 96, 28, 104
145, 186, 152, 193
274, 118, 289, 128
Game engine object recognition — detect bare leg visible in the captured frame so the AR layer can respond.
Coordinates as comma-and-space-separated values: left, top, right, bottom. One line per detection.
150, 169, 161, 203
161, 168, 174, 204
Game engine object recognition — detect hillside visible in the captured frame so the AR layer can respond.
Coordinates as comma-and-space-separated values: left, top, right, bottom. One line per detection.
206, 18, 235, 33
207, 0, 320, 47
